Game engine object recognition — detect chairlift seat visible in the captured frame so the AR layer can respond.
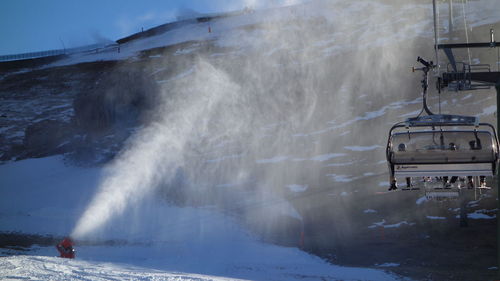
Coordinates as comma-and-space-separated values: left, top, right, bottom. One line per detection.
387, 117, 498, 179
390, 130, 496, 164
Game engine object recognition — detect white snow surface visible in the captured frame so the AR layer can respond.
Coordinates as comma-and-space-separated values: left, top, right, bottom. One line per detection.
287, 184, 309, 193
416, 196, 428, 205
326, 174, 354, 183
426, 216, 446, 220
376, 263, 400, 268
479, 105, 496, 116
310, 153, 347, 162
0, 157, 398, 280
368, 220, 415, 229
255, 155, 289, 164
455, 209, 497, 220
343, 145, 382, 152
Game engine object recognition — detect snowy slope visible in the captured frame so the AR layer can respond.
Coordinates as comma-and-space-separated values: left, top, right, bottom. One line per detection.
41, 0, 500, 69
0, 156, 400, 280
1, 255, 245, 281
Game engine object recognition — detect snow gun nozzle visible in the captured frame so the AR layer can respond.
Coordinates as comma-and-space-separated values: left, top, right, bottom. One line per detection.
56, 237, 76, 259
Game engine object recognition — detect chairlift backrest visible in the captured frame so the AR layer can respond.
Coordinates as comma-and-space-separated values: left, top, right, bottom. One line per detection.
389, 130, 496, 164
386, 118, 499, 179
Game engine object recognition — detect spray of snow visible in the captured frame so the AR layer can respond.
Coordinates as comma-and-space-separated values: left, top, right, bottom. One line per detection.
72, 61, 243, 239
72, 0, 438, 240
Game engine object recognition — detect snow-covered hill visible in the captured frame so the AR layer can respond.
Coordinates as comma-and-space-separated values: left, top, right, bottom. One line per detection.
0, 156, 399, 281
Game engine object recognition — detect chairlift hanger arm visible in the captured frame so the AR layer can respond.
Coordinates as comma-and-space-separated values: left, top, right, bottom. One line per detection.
413, 57, 436, 116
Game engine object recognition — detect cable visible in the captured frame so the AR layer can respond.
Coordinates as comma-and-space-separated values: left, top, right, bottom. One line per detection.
433, 0, 440, 72
462, 0, 472, 65
438, 88, 441, 115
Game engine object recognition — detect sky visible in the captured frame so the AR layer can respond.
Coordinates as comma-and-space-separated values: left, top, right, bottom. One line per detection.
0, 0, 294, 56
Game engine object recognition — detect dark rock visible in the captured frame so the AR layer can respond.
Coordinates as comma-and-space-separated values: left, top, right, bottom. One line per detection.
0, 232, 60, 249
0, 142, 25, 162
73, 69, 158, 135
23, 119, 75, 158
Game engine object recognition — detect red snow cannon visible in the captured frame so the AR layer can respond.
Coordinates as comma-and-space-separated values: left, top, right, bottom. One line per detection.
56, 237, 75, 259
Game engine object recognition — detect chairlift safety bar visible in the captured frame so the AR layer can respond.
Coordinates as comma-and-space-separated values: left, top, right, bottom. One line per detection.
403, 114, 479, 128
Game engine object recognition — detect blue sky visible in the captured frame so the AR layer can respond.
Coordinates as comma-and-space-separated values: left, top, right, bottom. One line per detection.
0, 0, 290, 56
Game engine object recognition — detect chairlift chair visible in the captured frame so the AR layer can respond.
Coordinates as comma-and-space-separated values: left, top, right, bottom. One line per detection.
386, 57, 499, 191
386, 114, 499, 188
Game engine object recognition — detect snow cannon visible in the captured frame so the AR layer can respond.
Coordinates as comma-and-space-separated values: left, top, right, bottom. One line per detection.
56, 237, 75, 259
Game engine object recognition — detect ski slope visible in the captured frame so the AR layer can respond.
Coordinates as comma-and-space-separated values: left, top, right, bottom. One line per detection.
0, 156, 400, 280
42, 0, 500, 69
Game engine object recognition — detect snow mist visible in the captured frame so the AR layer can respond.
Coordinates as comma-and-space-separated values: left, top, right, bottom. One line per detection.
72, 61, 245, 239
72, 0, 431, 242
